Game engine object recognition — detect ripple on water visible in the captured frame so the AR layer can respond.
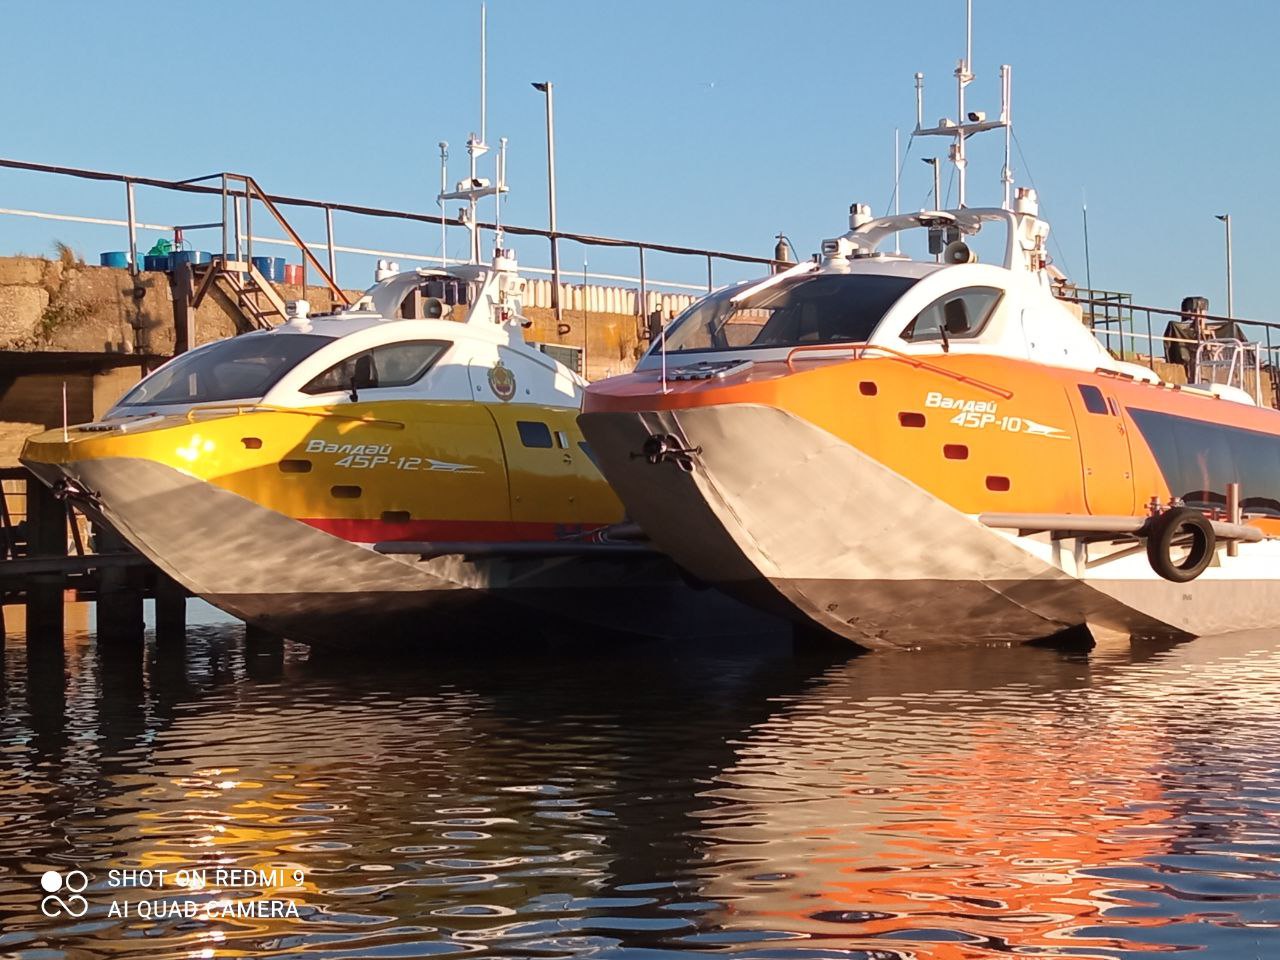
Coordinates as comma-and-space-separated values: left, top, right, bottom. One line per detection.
4, 627, 1280, 957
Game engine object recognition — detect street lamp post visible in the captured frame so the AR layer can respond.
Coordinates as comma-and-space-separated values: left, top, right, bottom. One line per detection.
1215, 213, 1234, 317
532, 82, 561, 329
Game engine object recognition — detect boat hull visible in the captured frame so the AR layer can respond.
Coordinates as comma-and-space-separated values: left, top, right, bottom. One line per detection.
579, 402, 1280, 650
22, 455, 785, 648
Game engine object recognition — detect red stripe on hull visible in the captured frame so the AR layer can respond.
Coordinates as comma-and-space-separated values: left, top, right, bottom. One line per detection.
300, 517, 604, 543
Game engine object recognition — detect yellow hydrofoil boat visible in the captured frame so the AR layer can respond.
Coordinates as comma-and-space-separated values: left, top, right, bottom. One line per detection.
22, 250, 759, 646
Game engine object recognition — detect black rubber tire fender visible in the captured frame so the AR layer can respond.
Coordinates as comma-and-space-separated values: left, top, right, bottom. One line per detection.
1146, 507, 1216, 583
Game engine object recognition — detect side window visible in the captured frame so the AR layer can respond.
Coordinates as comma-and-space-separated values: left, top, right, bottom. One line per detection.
517, 421, 553, 448
1078, 384, 1109, 414
302, 340, 448, 395
901, 287, 1002, 343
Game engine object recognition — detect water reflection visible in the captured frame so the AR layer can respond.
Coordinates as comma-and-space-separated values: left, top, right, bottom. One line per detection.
1, 619, 1278, 958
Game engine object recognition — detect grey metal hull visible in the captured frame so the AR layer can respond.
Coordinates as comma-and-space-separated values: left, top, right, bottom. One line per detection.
579, 403, 1280, 650
23, 456, 786, 648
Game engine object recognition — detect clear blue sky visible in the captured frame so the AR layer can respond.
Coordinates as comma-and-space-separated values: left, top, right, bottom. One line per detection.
0, 0, 1273, 315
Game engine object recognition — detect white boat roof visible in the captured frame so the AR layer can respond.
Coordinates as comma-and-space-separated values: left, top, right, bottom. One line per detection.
256, 260, 518, 344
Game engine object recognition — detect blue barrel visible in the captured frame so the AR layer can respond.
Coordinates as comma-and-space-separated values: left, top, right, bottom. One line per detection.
99, 251, 129, 268
250, 256, 286, 282
170, 250, 211, 266
143, 254, 170, 272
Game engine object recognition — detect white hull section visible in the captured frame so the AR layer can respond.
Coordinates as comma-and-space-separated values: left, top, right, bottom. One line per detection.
24, 457, 784, 647
579, 404, 1280, 650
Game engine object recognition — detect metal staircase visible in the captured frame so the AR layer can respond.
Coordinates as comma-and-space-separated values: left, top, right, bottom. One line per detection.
172, 172, 352, 340
190, 259, 289, 331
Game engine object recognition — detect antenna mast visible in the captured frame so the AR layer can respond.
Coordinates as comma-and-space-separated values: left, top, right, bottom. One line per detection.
893, 129, 901, 253
495, 137, 507, 250
1001, 63, 1013, 209
438, 3, 502, 264
913, 0, 1013, 209
438, 141, 449, 268
955, 0, 972, 206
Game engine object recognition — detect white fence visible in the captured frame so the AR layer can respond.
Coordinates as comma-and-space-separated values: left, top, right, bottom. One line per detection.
521, 278, 695, 318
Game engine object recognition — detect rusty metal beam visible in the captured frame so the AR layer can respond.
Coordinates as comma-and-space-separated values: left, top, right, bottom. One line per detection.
239, 174, 347, 304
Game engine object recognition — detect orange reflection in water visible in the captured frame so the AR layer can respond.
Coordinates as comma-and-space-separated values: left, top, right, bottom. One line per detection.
695, 671, 1182, 957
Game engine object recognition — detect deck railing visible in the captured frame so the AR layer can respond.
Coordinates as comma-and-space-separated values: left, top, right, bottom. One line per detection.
1059, 292, 1280, 406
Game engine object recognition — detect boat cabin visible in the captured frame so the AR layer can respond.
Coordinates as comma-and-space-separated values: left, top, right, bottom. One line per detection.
638, 194, 1259, 405
104, 261, 582, 419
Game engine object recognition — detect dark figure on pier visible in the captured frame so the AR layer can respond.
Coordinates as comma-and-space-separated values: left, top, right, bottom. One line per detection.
1164, 296, 1210, 382
1164, 296, 1247, 384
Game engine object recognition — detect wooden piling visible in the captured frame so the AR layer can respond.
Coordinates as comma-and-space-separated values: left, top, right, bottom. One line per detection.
93, 523, 143, 644
154, 572, 187, 642
172, 261, 195, 355
25, 476, 66, 641
244, 623, 284, 680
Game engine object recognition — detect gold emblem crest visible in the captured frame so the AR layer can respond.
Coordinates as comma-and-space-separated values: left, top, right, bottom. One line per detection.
488, 362, 517, 401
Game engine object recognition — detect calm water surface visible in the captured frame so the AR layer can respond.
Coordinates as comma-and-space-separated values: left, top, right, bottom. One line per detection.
1, 612, 1279, 959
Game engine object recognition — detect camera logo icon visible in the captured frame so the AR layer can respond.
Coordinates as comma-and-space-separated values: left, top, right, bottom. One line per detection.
40, 870, 89, 918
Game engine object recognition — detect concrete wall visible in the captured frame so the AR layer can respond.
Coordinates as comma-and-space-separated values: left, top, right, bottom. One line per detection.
0, 256, 161, 354
0, 255, 659, 383
0, 255, 361, 357
0, 360, 147, 466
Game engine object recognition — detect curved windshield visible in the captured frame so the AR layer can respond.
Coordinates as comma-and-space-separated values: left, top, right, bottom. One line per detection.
655, 273, 919, 354
118, 333, 336, 407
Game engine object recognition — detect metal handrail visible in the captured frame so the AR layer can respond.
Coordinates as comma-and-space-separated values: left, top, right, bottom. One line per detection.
182, 403, 405, 428
1066, 295, 1259, 327
0, 156, 779, 275
783, 342, 1015, 399
0, 205, 719, 294
1193, 339, 1263, 403
1064, 294, 1280, 357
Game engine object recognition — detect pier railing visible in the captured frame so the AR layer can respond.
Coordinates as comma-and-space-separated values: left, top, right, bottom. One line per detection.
5, 156, 1278, 396
1060, 292, 1280, 406
0, 156, 780, 318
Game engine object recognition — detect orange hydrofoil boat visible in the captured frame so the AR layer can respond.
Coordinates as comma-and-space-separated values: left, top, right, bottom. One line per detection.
580, 39, 1280, 650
